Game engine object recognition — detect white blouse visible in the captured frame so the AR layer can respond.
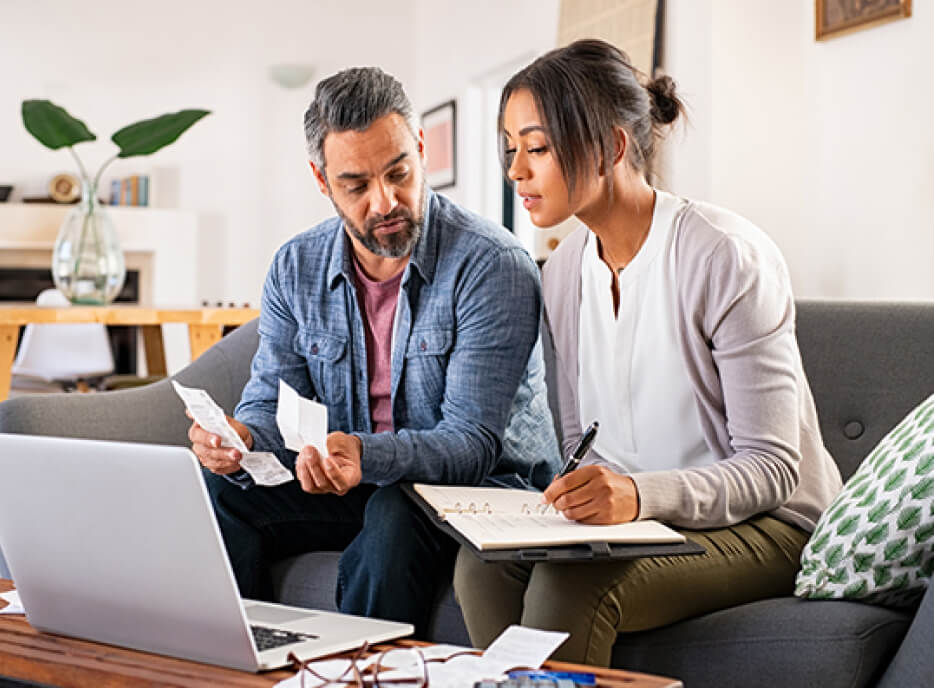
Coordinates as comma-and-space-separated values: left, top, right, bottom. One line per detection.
577, 190, 716, 474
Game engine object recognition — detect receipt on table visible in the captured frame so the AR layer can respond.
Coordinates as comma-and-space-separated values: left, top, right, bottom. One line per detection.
172, 381, 293, 486
276, 379, 328, 456
0, 589, 24, 615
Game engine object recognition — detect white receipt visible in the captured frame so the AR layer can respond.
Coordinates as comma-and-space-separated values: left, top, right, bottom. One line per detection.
276, 379, 328, 456
0, 589, 24, 615
482, 624, 569, 670
172, 380, 293, 487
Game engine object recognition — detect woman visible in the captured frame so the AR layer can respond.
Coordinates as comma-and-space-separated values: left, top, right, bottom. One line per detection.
453, 39, 843, 667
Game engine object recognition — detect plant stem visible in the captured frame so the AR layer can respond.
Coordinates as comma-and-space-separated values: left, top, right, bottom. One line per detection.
93, 154, 119, 193
67, 146, 90, 184
73, 204, 91, 279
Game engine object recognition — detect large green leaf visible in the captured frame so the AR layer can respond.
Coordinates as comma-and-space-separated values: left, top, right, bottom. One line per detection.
867, 500, 891, 524
897, 506, 921, 531
112, 109, 210, 158
883, 538, 908, 562
826, 543, 845, 568
884, 467, 908, 492
853, 552, 875, 573
910, 476, 934, 500
873, 565, 891, 587
916, 453, 934, 476
865, 523, 889, 545
915, 522, 934, 543
22, 100, 96, 150
843, 579, 868, 599
858, 486, 878, 508
836, 514, 861, 537
809, 531, 830, 553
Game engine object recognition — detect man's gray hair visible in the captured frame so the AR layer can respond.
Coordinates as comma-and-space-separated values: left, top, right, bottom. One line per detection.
304, 66, 417, 169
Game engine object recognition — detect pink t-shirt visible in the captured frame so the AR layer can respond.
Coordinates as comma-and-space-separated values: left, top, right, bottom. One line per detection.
352, 258, 403, 433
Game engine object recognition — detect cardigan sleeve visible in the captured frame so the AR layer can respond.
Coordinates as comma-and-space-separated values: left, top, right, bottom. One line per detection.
632, 228, 804, 528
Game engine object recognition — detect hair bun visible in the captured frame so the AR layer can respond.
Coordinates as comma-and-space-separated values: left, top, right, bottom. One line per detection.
647, 74, 682, 125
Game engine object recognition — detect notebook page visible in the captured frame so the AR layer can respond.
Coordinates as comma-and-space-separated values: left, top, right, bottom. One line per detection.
446, 513, 685, 551
413, 484, 549, 518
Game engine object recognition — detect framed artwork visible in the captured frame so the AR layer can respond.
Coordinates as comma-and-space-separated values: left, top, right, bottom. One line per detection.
816, 0, 911, 40
422, 100, 456, 190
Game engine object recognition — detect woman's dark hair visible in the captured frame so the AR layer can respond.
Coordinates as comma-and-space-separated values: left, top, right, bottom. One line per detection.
499, 39, 684, 197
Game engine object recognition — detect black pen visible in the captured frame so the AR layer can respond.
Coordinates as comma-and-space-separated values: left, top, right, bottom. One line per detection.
559, 421, 599, 476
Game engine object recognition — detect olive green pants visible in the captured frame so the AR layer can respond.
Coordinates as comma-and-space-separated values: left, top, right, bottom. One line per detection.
453, 515, 809, 667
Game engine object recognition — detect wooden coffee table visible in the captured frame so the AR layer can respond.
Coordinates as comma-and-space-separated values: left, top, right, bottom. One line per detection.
0, 580, 681, 687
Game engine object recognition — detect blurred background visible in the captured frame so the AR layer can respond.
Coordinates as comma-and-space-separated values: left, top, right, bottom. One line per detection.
1, 0, 931, 316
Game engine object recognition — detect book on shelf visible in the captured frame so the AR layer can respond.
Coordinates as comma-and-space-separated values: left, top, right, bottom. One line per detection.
404, 483, 703, 561
109, 175, 150, 207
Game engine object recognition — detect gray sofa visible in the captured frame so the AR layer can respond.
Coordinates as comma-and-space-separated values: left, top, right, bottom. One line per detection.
1, 300, 932, 687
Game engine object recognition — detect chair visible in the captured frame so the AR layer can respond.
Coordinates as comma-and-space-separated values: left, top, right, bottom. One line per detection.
10, 289, 114, 393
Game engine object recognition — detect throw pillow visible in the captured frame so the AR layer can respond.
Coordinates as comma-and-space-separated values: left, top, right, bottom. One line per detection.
796, 393, 934, 607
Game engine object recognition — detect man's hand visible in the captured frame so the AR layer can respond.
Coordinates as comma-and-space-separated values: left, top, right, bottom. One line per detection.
187, 411, 253, 475
295, 432, 362, 495
543, 465, 639, 525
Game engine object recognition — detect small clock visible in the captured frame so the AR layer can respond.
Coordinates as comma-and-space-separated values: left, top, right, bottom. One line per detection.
48, 173, 81, 203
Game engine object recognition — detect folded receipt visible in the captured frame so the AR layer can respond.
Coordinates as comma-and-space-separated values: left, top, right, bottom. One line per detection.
172, 380, 294, 486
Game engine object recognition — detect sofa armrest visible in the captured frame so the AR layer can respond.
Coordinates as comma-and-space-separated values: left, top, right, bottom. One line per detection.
876, 585, 934, 687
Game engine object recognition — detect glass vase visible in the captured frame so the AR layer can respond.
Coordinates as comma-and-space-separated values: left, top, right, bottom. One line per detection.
51, 181, 126, 305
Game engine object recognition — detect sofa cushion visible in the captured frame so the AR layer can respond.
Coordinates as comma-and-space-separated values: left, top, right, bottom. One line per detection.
610, 597, 911, 688
796, 393, 934, 607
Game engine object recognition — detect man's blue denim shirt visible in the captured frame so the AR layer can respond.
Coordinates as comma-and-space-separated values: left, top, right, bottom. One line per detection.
234, 190, 560, 490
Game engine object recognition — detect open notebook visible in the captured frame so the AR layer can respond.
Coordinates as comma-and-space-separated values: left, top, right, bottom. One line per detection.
407, 484, 696, 559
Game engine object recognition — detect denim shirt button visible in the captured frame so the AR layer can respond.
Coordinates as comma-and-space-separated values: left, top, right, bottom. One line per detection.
311, 343, 319, 355
420, 340, 427, 351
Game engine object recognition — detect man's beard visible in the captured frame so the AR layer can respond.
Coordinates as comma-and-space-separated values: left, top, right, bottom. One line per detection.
334, 183, 426, 259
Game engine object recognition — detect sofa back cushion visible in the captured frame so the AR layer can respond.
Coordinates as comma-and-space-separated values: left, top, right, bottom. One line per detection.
795, 301, 934, 481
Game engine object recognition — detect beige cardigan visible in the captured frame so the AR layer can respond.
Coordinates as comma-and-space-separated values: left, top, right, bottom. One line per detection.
542, 198, 842, 532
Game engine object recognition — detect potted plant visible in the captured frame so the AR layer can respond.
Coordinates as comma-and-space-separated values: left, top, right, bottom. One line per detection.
21, 101, 210, 305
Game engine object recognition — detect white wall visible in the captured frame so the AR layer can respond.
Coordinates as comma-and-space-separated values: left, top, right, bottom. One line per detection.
662, 0, 934, 300
1, 0, 416, 306
414, 0, 560, 231
4, 1, 932, 304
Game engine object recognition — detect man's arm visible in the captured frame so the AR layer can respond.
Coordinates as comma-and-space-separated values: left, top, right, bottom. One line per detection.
358, 245, 543, 486
234, 257, 315, 468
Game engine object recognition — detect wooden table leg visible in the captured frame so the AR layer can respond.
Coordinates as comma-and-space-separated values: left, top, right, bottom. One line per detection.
0, 325, 22, 403
188, 324, 223, 362
140, 325, 168, 377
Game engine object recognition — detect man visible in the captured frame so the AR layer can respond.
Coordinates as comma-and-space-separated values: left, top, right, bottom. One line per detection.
188, 66, 560, 635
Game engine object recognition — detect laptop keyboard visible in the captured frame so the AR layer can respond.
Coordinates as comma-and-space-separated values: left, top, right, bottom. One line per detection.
250, 624, 318, 651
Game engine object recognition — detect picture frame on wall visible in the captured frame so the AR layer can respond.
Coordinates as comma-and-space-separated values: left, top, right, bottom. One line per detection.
422, 100, 456, 190
816, 0, 911, 40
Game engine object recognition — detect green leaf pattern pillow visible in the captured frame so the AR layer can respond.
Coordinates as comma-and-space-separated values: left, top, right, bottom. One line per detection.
796, 393, 934, 607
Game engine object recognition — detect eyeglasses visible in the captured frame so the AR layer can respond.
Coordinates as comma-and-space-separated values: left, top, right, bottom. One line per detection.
289, 643, 429, 687
289, 643, 485, 687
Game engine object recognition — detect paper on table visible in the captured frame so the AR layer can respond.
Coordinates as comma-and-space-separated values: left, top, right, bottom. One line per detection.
482, 624, 569, 670
172, 381, 293, 487
276, 379, 328, 456
0, 589, 24, 615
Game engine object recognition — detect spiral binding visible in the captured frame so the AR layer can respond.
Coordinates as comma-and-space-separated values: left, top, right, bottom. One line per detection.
441, 501, 558, 516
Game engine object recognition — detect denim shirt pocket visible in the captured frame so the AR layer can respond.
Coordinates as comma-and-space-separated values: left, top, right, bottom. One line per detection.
296, 329, 348, 403
403, 328, 453, 413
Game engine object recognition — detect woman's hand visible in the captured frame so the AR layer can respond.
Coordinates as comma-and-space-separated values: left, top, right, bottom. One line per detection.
543, 465, 640, 524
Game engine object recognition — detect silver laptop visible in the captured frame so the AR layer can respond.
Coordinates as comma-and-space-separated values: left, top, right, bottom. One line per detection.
0, 434, 413, 671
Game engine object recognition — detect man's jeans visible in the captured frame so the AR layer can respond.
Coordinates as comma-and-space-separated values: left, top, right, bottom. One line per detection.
203, 473, 458, 637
